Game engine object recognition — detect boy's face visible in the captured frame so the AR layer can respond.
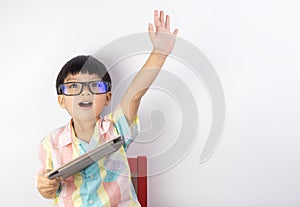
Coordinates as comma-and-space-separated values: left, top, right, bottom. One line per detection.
57, 72, 111, 122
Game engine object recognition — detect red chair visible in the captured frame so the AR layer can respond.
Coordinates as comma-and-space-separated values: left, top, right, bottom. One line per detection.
128, 156, 147, 207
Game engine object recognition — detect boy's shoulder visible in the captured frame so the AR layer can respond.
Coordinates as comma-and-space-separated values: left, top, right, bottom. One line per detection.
42, 122, 71, 146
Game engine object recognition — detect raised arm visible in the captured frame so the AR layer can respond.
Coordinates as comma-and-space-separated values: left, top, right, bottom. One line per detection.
121, 10, 178, 124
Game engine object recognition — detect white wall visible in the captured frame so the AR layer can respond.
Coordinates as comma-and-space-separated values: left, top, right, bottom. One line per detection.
1, 0, 300, 206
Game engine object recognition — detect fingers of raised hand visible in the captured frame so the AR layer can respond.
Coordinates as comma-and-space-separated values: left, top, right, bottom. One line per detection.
173, 28, 179, 35
159, 10, 165, 27
153, 10, 178, 35
154, 10, 160, 29
154, 10, 167, 30
148, 23, 154, 32
165, 15, 170, 29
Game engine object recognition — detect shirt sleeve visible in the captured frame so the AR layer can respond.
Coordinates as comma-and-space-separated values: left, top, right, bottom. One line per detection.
38, 136, 62, 196
38, 136, 54, 172
107, 107, 139, 151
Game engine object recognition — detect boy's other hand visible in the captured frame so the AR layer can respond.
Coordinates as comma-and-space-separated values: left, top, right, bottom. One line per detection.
148, 10, 178, 55
37, 169, 61, 199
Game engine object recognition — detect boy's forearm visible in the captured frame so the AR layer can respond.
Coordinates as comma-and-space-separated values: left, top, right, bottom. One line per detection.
142, 51, 168, 72
121, 51, 169, 123
128, 51, 168, 101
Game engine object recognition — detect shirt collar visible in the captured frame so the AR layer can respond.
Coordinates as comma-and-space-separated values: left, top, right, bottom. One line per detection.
57, 118, 112, 147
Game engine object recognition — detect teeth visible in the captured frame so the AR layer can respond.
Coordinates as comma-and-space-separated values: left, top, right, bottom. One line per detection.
79, 102, 92, 106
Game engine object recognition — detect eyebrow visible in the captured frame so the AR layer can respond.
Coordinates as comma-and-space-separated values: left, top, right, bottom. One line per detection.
65, 78, 76, 82
65, 78, 102, 82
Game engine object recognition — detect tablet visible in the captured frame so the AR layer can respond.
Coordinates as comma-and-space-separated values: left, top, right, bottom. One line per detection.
46, 135, 124, 179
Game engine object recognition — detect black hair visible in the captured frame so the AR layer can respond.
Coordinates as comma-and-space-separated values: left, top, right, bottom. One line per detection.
56, 55, 111, 95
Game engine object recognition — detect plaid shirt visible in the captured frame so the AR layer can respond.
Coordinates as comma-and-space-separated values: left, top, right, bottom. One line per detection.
39, 108, 140, 207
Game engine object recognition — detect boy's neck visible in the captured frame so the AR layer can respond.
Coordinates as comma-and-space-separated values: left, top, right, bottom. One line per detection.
72, 118, 98, 143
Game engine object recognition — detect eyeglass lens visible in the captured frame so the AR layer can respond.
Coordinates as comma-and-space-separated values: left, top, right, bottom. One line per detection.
60, 81, 109, 95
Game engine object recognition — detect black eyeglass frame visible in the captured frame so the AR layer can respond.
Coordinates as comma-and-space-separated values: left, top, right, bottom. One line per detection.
58, 81, 111, 96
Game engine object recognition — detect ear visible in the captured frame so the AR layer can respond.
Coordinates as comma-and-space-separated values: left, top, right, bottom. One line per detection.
104, 92, 112, 106
57, 95, 66, 109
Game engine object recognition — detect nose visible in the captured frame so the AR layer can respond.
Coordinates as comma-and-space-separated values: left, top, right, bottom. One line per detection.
81, 84, 91, 95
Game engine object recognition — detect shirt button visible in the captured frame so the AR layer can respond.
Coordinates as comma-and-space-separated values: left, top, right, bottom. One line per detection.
89, 175, 94, 179
89, 200, 94, 205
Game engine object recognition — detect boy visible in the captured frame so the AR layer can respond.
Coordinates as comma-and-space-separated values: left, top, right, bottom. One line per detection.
37, 10, 178, 206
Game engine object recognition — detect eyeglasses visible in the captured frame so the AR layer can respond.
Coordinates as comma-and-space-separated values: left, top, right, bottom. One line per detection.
58, 81, 111, 96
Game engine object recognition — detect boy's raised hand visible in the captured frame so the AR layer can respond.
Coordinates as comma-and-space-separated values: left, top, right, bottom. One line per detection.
148, 10, 178, 55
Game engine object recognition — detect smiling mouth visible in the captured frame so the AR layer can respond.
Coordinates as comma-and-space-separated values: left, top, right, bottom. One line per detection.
78, 101, 93, 107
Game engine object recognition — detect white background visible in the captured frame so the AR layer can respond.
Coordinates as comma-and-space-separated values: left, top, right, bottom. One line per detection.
1, 0, 300, 206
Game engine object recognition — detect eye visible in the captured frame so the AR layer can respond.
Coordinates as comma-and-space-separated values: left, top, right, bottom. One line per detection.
91, 81, 106, 89
68, 83, 79, 89
90, 82, 100, 88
